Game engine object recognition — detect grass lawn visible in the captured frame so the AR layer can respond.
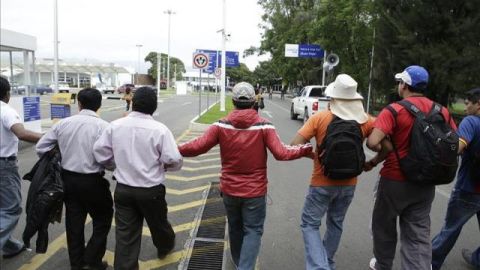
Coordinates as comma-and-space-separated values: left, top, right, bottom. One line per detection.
196, 96, 234, 124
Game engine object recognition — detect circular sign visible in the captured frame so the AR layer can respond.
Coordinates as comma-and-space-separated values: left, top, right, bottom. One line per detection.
214, 68, 222, 79
193, 53, 209, 69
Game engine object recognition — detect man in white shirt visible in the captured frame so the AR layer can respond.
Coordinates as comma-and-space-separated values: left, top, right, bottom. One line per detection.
93, 87, 183, 270
0, 77, 42, 259
37, 88, 113, 270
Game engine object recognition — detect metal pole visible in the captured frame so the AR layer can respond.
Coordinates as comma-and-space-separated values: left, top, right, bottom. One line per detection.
164, 10, 176, 90
9, 51, 14, 85
198, 69, 202, 118
366, 28, 376, 114
54, 0, 59, 93
157, 53, 161, 98
136, 44, 142, 85
220, 0, 227, 112
216, 49, 219, 101
32, 51, 36, 90
322, 50, 327, 87
207, 73, 210, 109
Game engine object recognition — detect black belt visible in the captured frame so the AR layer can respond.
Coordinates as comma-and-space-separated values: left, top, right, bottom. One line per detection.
0, 156, 16, 161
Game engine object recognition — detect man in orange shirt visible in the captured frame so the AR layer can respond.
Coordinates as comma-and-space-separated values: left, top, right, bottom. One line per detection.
291, 74, 375, 270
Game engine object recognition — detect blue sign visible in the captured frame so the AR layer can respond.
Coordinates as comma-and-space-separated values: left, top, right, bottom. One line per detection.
23, 96, 40, 122
299, 44, 324, 58
196, 49, 240, 73
51, 104, 71, 119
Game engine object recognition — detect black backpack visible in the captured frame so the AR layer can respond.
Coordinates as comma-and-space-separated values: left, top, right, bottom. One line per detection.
319, 116, 365, 180
386, 100, 459, 185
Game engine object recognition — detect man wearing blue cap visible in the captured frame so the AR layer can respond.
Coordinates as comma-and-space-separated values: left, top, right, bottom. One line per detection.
365, 65, 457, 270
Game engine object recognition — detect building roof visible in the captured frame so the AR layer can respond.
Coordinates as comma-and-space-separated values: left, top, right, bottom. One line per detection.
0, 28, 36, 52
1, 60, 130, 74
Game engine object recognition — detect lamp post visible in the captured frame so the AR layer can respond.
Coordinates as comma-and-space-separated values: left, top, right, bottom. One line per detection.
164, 9, 176, 90
136, 44, 143, 85
220, 0, 227, 112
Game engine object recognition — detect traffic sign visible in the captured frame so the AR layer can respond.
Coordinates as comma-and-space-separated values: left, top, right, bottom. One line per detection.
195, 49, 240, 73
214, 68, 222, 79
193, 53, 209, 69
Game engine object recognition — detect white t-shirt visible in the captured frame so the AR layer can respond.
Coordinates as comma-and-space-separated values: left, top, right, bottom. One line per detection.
0, 101, 22, 157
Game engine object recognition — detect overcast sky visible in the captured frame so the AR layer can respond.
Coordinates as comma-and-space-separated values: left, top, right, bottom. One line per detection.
1, 0, 270, 73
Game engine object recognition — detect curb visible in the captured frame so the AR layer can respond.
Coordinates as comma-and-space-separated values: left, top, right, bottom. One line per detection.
188, 102, 219, 132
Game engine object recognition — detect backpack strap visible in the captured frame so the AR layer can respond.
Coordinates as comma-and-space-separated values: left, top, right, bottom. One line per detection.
397, 99, 426, 120
384, 104, 402, 165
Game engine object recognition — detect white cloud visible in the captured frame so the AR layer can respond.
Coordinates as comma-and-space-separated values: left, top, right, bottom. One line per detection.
0, 0, 269, 72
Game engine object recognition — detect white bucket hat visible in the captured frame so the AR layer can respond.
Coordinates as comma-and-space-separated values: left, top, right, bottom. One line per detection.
325, 74, 368, 124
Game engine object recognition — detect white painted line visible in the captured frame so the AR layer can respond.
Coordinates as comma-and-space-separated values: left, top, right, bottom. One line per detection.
182, 102, 193, 106
262, 110, 273, 118
436, 187, 451, 199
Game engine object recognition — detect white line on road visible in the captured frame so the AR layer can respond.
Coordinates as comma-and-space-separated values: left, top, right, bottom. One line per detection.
182, 102, 193, 106
266, 99, 290, 113
262, 110, 273, 118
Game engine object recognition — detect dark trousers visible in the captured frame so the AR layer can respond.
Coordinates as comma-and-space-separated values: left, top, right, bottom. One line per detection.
62, 170, 113, 269
372, 177, 435, 270
113, 183, 175, 270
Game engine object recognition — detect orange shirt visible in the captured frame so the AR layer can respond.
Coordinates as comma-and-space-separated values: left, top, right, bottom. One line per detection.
298, 110, 375, 186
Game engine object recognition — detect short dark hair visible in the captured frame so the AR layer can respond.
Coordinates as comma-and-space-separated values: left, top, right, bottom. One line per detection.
0, 76, 11, 100
232, 97, 255, 109
466, 88, 480, 104
132, 87, 157, 115
77, 88, 102, 111
406, 82, 427, 94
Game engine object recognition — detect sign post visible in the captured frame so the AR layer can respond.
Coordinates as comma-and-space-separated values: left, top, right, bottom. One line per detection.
193, 52, 209, 118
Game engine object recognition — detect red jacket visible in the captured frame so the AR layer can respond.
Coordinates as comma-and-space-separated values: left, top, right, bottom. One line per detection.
179, 109, 312, 198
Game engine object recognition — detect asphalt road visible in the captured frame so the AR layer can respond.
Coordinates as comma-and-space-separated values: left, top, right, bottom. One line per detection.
1, 92, 477, 270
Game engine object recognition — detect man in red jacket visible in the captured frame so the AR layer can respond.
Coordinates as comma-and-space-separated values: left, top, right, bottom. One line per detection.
179, 82, 313, 270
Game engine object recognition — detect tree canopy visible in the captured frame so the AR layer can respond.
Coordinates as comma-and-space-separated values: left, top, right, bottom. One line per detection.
145, 52, 186, 81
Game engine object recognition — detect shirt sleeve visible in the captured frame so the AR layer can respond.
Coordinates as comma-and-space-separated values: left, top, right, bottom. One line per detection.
93, 126, 115, 168
2, 107, 22, 130
297, 113, 318, 141
374, 107, 396, 136
159, 129, 183, 171
265, 127, 313, 160
178, 125, 219, 157
457, 116, 476, 146
36, 124, 59, 155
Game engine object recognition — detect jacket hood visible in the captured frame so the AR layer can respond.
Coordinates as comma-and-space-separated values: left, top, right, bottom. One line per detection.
225, 109, 260, 129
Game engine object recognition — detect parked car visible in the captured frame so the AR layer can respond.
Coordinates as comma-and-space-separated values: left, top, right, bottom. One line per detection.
33, 85, 53, 95
117, 84, 136, 94
96, 83, 116, 94
291, 85, 330, 122
136, 85, 158, 95
49, 83, 70, 93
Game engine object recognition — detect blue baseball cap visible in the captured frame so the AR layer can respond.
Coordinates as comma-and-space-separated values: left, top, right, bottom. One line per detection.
395, 65, 429, 88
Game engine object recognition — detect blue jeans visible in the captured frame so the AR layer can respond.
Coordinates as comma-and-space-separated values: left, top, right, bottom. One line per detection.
432, 188, 480, 270
0, 159, 24, 256
223, 194, 266, 270
301, 185, 356, 270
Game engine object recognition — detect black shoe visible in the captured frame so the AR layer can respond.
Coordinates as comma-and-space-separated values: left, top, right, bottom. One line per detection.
2, 245, 26, 259
82, 261, 108, 270
157, 248, 174, 260
462, 249, 475, 268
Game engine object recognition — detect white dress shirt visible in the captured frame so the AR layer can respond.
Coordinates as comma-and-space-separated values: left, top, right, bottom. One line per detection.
0, 101, 22, 157
36, 109, 109, 173
93, 111, 183, 187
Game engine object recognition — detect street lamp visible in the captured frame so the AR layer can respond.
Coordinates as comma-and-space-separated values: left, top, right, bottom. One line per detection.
136, 44, 143, 85
164, 9, 175, 90
53, 0, 59, 93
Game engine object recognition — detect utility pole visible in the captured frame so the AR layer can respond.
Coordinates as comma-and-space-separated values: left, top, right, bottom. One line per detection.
136, 44, 143, 85
164, 9, 176, 90
157, 53, 161, 98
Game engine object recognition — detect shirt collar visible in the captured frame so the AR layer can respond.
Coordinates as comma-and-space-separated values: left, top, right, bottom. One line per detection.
128, 111, 154, 120
78, 109, 99, 117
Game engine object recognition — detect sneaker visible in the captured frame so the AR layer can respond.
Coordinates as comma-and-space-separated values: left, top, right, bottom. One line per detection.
82, 261, 108, 270
369, 258, 377, 270
2, 245, 26, 259
462, 249, 475, 267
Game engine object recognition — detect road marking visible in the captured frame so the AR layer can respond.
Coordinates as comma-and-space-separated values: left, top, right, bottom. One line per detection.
436, 187, 451, 199
262, 110, 273, 118
176, 129, 191, 143
169, 198, 222, 212
18, 232, 67, 270
182, 102, 193, 106
181, 165, 221, 171
166, 173, 220, 182
183, 157, 221, 164
265, 99, 290, 113
167, 184, 209, 195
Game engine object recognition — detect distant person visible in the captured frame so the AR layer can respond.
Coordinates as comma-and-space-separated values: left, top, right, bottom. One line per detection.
280, 86, 286, 100
431, 88, 480, 270
178, 82, 313, 270
93, 87, 182, 270
366, 65, 457, 270
268, 87, 273, 100
253, 87, 264, 112
0, 76, 42, 258
122, 87, 133, 111
36, 88, 113, 270
290, 74, 375, 270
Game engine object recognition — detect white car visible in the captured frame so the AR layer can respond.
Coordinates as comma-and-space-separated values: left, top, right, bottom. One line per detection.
290, 85, 330, 122
96, 84, 116, 94
49, 83, 70, 93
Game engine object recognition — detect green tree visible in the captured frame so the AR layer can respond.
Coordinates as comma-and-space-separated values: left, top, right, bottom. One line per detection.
145, 52, 186, 82
373, 0, 480, 106
226, 63, 254, 85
